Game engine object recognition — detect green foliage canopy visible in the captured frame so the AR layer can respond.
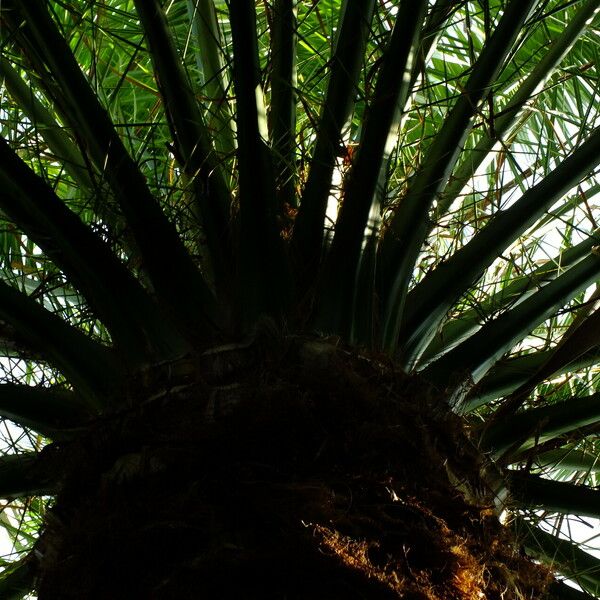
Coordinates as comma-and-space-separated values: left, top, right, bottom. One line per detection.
0, 0, 599, 595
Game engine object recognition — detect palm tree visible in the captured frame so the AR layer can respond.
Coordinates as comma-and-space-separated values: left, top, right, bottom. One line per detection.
0, 0, 599, 597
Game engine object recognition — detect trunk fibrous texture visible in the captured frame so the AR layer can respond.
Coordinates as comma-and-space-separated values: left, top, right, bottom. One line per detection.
35, 338, 553, 599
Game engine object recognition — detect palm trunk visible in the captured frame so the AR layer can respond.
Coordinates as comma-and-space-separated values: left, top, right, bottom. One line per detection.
35, 337, 552, 599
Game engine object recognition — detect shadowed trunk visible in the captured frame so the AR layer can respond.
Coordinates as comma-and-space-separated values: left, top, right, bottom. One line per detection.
34, 335, 553, 599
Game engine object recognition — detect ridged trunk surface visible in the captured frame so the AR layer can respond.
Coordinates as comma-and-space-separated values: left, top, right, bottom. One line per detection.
33, 334, 553, 599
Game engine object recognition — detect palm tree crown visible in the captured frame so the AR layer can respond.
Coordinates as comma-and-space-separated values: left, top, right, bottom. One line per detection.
0, 0, 599, 597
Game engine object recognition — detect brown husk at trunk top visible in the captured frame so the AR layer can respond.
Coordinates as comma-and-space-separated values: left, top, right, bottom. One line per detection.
34, 334, 553, 598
